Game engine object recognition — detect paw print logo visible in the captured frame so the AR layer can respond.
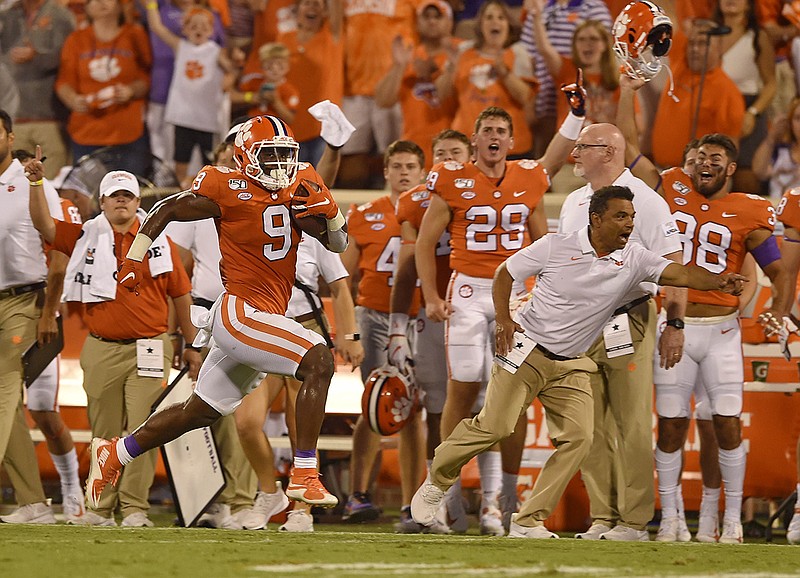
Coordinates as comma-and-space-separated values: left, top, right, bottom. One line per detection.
88, 55, 121, 83
391, 395, 413, 423
234, 120, 254, 148
185, 60, 205, 80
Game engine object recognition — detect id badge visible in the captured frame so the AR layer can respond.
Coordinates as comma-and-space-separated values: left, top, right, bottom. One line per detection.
495, 332, 537, 374
603, 313, 634, 358
137, 338, 164, 378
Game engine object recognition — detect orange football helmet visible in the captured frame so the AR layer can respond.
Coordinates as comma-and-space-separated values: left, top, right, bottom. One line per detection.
612, 1, 673, 82
233, 115, 299, 190
361, 366, 418, 436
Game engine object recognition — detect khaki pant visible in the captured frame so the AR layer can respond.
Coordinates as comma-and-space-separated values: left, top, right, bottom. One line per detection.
0, 291, 47, 505
80, 334, 172, 517
431, 348, 596, 527
580, 299, 656, 530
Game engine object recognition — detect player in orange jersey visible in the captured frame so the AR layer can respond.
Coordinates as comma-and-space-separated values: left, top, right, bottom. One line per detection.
415, 96, 585, 534
340, 140, 431, 532
74, 115, 348, 511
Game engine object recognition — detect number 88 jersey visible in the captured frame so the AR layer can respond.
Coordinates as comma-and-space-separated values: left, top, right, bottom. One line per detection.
426, 159, 549, 279
661, 167, 776, 308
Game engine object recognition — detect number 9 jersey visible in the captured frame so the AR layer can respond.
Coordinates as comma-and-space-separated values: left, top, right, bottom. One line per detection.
190, 162, 331, 315
661, 167, 776, 308
425, 159, 549, 278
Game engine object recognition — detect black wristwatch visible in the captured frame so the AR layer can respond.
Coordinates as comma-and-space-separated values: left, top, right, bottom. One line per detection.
666, 318, 685, 330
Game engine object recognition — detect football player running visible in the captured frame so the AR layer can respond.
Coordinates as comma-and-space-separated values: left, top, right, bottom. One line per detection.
77, 115, 348, 510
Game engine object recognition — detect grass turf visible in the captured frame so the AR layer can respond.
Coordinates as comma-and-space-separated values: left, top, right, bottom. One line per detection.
3, 515, 800, 578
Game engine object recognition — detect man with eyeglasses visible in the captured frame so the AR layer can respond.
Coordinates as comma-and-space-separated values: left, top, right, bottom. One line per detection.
557, 122, 686, 541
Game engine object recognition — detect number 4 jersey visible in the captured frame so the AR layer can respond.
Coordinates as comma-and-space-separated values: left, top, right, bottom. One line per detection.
661, 167, 776, 308
190, 163, 332, 315
426, 159, 549, 278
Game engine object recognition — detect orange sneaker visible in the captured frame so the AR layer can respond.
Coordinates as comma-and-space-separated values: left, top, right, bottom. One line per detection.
286, 468, 338, 507
85, 437, 122, 509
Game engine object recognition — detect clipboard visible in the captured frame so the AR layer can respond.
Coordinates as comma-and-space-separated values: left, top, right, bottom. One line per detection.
22, 316, 64, 388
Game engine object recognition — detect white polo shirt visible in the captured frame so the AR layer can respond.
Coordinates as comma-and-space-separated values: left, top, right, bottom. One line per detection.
165, 219, 225, 302
0, 159, 61, 290
506, 227, 671, 358
558, 169, 681, 302
286, 234, 348, 318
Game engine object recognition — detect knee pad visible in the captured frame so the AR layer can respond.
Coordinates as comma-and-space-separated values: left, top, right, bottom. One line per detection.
656, 391, 691, 419
710, 385, 742, 417
448, 345, 486, 382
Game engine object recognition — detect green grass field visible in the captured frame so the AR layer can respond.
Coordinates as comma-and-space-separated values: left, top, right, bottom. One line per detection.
4, 513, 800, 578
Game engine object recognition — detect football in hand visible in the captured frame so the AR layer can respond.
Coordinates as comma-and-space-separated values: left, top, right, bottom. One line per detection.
290, 179, 328, 239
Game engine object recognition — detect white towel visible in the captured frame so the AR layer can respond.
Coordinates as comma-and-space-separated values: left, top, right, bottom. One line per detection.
63, 211, 173, 303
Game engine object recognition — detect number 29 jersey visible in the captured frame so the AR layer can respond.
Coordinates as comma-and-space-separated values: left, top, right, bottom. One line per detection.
425, 159, 549, 279
191, 163, 330, 315
661, 167, 776, 308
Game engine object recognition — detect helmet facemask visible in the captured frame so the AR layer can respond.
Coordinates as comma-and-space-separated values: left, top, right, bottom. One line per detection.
243, 138, 299, 190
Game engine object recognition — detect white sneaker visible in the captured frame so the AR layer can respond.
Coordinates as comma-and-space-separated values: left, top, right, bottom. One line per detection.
695, 512, 719, 543
656, 516, 682, 542
0, 502, 56, 524
480, 506, 505, 536
70, 510, 116, 526
62, 494, 86, 523
719, 519, 743, 544
231, 507, 264, 530
410, 477, 445, 526
197, 503, 240, 530
676, 516, 692, 542
121, 512, 154, 527
600, 525, 649, 541
249, 482, 290, 530
787, 509, 800, 544
575, 523, 612, 540
279, 510, 314, 533
509, 515, 558, 539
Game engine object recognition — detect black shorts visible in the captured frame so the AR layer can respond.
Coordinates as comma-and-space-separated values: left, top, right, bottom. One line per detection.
173, 125, 214, 164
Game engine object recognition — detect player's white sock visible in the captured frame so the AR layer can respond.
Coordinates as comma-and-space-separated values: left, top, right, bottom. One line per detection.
699, 485, 721, 516
477, 451, 501, 510
655, 447, 682, 518
676, 481, 685, 519
719, 445, 746, 521
50, 449, 80, 496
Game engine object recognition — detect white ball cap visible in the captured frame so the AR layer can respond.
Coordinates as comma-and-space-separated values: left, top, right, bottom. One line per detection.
99, 170, 140, 198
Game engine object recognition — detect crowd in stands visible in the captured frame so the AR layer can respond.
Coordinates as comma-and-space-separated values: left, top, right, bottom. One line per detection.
6, 0, 800, 543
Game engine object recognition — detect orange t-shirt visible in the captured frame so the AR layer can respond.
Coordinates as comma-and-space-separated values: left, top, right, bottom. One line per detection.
191, 163, 334, 314
343, 0, 417, 96
651, 35, 745, 169
347, 195, 420, 315
426, 159, 549, 278
56, 24, 151, 146
777, 187, 800, 230
278, 24, 345, 143
398, 41, 458, 164
237, 77, 300, 119
52, 218, 191, 340
396, 184, 451, 300
452, 47, 534, 155
661, 167, 776, 308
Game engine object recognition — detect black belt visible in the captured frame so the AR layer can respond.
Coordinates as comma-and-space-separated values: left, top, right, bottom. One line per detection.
613, 295, 651, 317
294, 311, 317, 324
0, 281, 46, 300
535, 344, 579, 362
90, 333, 139, 345
192, 297, 215, 310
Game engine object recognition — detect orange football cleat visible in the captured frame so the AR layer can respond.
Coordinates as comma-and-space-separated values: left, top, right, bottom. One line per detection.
85, 437, 122, 509
286, 468, 338, 507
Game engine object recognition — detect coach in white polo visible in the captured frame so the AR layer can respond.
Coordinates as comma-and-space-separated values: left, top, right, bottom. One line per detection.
411, 185, 745, 539
558, 123, 685, 542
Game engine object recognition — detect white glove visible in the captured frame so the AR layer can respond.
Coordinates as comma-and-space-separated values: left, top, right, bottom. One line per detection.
387, 333, 414, 376
307, 100, 356, 148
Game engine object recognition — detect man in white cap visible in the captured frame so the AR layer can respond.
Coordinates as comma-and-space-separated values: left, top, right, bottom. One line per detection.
28, 164, 200, 527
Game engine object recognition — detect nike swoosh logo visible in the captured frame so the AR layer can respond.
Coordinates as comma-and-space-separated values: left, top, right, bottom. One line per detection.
513, 190, 526, 197
291, 198, 330, 211
120, 272, 135, 284
722, 212, 737, 218
721, 328, 734, 334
